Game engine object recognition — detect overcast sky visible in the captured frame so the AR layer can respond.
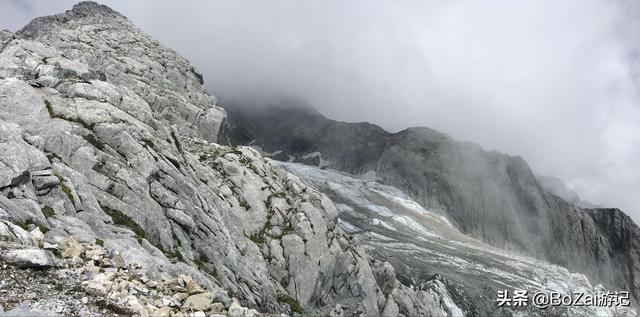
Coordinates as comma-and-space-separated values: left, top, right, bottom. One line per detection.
2, 0, 639, 222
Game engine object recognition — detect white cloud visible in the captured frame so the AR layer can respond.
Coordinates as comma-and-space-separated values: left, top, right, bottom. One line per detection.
3, 0, 639, 221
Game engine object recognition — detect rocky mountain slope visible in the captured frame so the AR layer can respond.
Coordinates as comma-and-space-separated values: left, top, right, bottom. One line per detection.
0, 2, 464, 316
281, 162, 636, 316
227, 102, 640, 304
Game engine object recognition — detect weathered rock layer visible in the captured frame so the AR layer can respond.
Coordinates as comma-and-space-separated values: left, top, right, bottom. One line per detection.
0, 2, 461, 316
227, 101, 640, 303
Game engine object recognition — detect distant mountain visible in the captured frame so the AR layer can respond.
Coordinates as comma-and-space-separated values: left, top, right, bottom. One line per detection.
0, 1, 637, 315
227, 102, 640, 303
280, 162, 634, 316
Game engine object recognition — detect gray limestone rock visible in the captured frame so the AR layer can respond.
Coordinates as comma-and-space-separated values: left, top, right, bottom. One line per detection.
281, 161, 636, 316
3, 2, 632, 316
1, 249, 57, 268
0, 2, 441, 315
228, 102, 640, 303
0, 307, 58, 317
17, 1, 227, 144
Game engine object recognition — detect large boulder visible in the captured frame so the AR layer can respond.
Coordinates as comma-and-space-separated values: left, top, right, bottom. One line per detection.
1, 249, 57, 268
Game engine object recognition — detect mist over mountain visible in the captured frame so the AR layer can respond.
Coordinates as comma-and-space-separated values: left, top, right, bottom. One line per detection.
1, 1, 639, 316
226, 101, 640, 305
2, 0, 639, 223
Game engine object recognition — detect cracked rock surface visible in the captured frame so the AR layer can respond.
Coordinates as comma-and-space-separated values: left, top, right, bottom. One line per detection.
0, 2, 459, 316
228, 102, 640, 305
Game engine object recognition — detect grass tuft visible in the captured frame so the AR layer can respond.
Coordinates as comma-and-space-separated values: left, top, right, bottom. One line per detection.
277, 293, 304, 315
54, 173, 77, 208
249, 232, 266, 244
100, 205, 146, 240
44, 99, 96, 131
44, 100, 55, 117
41, 206, 55, 218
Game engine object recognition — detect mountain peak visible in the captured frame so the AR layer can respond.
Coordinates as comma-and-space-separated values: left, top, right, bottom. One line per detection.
69, 1, 124, 18
14, 0, 226, 144
17, 2, 126, 39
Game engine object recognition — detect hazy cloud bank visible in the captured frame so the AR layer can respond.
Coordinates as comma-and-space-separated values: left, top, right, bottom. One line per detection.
3, 0, 639, 221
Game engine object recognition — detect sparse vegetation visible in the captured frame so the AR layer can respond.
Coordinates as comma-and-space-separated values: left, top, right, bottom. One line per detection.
44, 99, 95, 130
277, 293, 304, 315
172, 231, 182, 247
75, 117, 96, 130
16, 222, 28, 231
55, 173, 77, 208
230, 147, 243, 156
100, 205, 146, 240
142, 138, 154, 149
45, 151, 64, 163
83, 134, 104, 150
200, 147, 245, 163
158, 245, 183, 261
41, 206, 55, 218
95, 238, 104, 246
38, 224, 50, 234
44, 100, 55, 117
194, 252, 217, 277
16, 220, 49, 234
249, 232, 266, 244
265, 192, 287, 209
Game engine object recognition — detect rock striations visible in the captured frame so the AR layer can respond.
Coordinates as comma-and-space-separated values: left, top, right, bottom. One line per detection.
280, 162, 636, 316
227, 101, 640, 306
0, 2, 466, 316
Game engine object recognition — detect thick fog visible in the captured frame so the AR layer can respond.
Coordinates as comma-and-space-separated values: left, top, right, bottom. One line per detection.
3, 0, 639, 221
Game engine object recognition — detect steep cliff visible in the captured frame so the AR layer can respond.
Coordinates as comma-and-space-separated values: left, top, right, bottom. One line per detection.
227, 102, 640, 302
281, 162, 636, 316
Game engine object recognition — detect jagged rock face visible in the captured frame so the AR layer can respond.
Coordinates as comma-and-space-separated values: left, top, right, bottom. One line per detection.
227, 102, 640, 302
585, 208, 640, 300
281, 162, 637, 316
0, 2, 456, 316
16, 1, 227, 144
229, 104, 390, 172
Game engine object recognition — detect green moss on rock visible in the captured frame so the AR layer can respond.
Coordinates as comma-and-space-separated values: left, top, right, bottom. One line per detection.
277, 293, 304, 315
41, 206, 55, 218
101, 205, 146, 240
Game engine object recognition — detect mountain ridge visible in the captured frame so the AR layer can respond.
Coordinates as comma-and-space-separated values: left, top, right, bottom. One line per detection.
0, 1, 636, 315
0, 2, 487, 315
227, 101, 640, 302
